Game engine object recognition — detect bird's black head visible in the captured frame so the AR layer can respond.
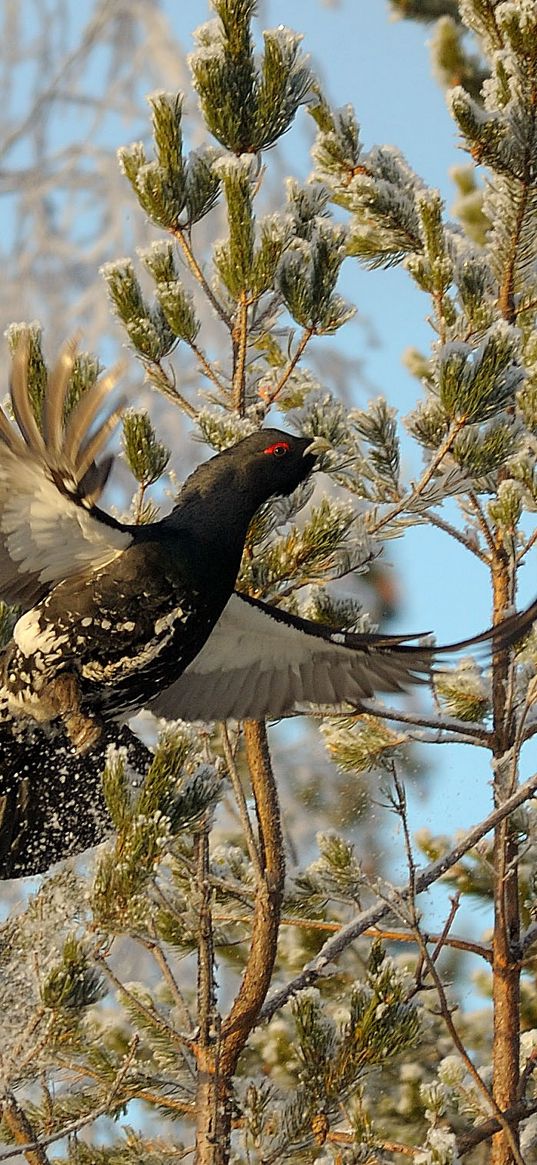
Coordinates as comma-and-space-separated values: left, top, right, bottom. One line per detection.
175, 427, 321, 517
160, 428, 325, 585
216, 428, 320, 505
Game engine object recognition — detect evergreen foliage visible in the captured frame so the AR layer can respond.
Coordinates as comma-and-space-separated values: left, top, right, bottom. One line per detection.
2, 1, 537, 1162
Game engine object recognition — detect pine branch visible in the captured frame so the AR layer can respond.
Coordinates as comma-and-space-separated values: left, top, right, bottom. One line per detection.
369, 417, 468, 536
231, 292, 249, 416
0, 1038, 139, 1163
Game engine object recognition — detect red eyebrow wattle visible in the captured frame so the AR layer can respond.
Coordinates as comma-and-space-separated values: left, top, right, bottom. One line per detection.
263, 441, 290, 455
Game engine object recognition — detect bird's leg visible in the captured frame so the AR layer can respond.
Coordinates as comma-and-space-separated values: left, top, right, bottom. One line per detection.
39, 673, 103, 753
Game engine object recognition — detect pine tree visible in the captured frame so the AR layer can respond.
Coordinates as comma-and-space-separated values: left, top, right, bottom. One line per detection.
1, 2, 537, 1163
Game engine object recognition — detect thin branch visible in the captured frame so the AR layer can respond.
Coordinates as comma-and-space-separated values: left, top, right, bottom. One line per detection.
258, 765, 537, 1023
142, 936, 196, 1079
327, 1130, 416, 1157
144, 357, 199, 418
350, 699, 493, 745
172, 226, 231, 329
516, 1047, 537, 1101
417, 933, 525, 1165
189, 339, 228, 395
517, 525, 537, 562
389, 777, 524, 1165
426, 509, 489, 563
369, 418, 468, 537
457, 1099, 537, 1156
259, 327, 314, 408
54, 1056, 196, 1113
431, 893, 461, 964
467, 490, 496, 557
95, 956, 195, 1052
212, 913, 492, 961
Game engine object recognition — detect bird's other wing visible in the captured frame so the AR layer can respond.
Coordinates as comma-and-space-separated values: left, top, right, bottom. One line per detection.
0, 338, 132, 607
147, 592, 435, 722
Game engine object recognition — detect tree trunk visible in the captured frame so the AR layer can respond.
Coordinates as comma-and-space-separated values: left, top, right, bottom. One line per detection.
491, 554, 520, 1165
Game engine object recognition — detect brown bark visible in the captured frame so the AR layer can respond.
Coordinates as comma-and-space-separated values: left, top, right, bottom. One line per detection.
220, 720, 285, 1072
491, 551, 520, 1165
194, 826, 232, 1164
1, 1095, 51, 1165
194, 721, 285, 1163
194, 1058, 233, 1165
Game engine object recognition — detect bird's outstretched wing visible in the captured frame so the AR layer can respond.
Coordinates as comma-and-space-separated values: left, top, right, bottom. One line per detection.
148, 589, 537, 724
0, 339, 132, 608
147, 592, 436, 721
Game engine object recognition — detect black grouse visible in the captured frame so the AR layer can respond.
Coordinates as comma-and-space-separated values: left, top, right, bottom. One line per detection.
1, 338, 537, 879
0, 339, 535, 760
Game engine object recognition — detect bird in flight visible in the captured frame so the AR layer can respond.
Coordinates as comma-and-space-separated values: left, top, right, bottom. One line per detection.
0, 339, 534, 756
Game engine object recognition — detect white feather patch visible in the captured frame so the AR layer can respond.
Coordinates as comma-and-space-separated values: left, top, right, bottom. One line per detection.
13, 609, 69, 657
0, 450, 130, 588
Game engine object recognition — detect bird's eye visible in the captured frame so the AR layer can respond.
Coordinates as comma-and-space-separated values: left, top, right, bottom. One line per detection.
263, 441, 290, 458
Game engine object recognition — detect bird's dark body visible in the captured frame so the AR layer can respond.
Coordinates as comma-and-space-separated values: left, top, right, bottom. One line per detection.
4, 538, 228, 722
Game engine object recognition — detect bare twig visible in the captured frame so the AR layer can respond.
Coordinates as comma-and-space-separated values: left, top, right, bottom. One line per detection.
95, 956, 195, 1053
143, 936, 196, 1079
258, 766, 537, 1023
389, 778, 524, 1165
212, 913, 492, 961
190, 339, 229, 395
144, 357, 199, 418
417, 934, 525, 1165
457, 1099, 537, 1156
467, 490, 496, 557
430, 893, 461, 963
426, 509, 489, 562
349, 699, 493, 745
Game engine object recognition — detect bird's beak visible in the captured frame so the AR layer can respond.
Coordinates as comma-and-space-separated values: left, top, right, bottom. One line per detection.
303, 436, 332, 457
